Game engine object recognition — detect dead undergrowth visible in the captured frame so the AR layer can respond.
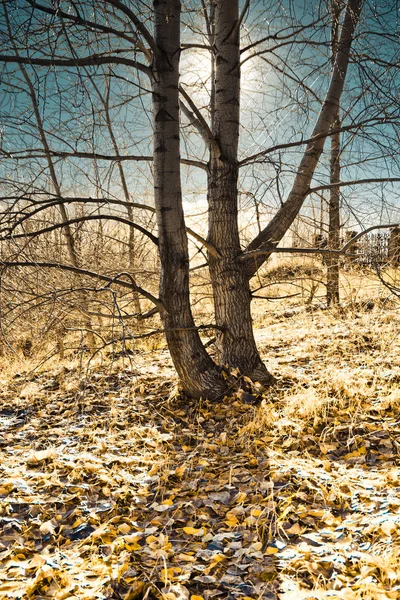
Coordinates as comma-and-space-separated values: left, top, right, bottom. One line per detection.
1, 297, 400, 599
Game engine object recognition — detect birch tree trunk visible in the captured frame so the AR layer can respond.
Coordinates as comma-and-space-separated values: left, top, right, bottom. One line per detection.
152, 0, 227, 399
243, 0, 362, 279
207, 0, 274, 386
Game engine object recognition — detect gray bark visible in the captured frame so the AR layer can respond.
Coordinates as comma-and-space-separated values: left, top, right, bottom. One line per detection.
243, 0, 363, 279
152, 0, 227, 399
207, 0, 274, 385
327, 0, 342, 306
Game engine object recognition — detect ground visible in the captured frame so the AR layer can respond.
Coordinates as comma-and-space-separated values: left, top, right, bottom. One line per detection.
1, 277, 400, 600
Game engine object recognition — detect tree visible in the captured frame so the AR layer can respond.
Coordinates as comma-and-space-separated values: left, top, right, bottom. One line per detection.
0, 0, 398, 398
326, 0, 343, 306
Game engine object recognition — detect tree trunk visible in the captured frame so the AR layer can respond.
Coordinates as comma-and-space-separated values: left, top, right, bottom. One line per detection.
243, 0, 362, 279
152, 0, 227, 399
207, 0, 273, 386
326, 0, 342, 306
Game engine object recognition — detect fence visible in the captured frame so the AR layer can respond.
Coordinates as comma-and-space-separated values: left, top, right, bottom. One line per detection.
356, 232, 390, 266
309, 228, 400, 268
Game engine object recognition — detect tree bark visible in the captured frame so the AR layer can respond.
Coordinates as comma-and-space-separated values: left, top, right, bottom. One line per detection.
152, 0, 227, 399
207, 0, 273, 385
327, 0, 342, 305
243, 0, 362, 279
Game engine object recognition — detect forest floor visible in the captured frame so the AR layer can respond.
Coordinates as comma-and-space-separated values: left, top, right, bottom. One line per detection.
1, 280, 400, 599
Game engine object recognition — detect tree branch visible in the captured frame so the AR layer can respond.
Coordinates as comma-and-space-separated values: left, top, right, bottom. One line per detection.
243, 0, 363, 279
26, 1, 146, 51
179, 85, 219, 153
2, 214, 159, 246
0, 149, 207, 171
0, 54, 151, 77
240, 223, 400, 261
0, 261, 165, 310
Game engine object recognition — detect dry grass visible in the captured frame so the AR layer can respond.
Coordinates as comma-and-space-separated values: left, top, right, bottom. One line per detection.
1, 264, 400, 599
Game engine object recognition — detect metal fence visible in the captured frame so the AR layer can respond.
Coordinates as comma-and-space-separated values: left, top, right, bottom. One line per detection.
310, 230, 400, 268
356, 232, 390, 266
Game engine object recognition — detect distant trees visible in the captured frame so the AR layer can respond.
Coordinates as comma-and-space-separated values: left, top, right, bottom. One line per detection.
0, 0, 399, 398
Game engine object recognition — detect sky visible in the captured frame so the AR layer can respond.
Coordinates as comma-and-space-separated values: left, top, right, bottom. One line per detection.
0, 0, 399, 240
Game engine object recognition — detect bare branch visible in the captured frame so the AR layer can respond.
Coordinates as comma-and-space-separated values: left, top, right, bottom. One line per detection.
309, 178, 400, 195
179, 85, 218, 153
2, 214, 159, 246
186, 227, 221, 258
0, 54, 151, 77
0, 261, 164, 310
0, 149, 207, 171
240, 224, 400, 261
26, 1, 146, 51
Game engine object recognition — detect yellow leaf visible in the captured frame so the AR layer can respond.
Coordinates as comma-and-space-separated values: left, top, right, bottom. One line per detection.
225, 519, 238, 528
26, 448, 57, 466
250, 508, 262, 517
125, 542, 141, 551
124, 534, 143, 544
125, 581, 146, 600
146, 535, 158, 545
176, 553, 196, 562
235, 492, 247, 504
344, 446, 367, 460
380, 521, 397, 536
117, 562, 129, 583
286, 522, 305, 535
265, 546, 279, 554
175, 465, 187, 477
161, 567, 182, 583
211, 554, 225, 564
183, 527, 204, 536
39, 520, 55, 535
118, 523, 131, 534
0, 481, 14, 495
191, 596, 204, 600
225, 511, 239, 527
251, 542, 263, 551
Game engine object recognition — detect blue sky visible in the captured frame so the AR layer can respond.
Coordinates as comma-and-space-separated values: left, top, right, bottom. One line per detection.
0, 0, 399, 235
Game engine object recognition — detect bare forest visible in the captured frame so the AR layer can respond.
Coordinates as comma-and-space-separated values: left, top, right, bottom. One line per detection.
1, 1, 400, 598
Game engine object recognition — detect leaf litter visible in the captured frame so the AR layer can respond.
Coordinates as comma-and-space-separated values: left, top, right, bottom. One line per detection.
1, 304, 400, 599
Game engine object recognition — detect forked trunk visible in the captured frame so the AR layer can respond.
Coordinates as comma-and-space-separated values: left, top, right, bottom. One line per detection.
207, 0, 273, 386
152, 0, 227, 399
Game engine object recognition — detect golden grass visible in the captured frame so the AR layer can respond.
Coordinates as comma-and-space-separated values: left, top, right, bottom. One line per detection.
1, 263, 400, 599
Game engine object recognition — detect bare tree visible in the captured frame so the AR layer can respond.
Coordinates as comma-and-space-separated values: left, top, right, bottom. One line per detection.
0, 0, 398, 398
